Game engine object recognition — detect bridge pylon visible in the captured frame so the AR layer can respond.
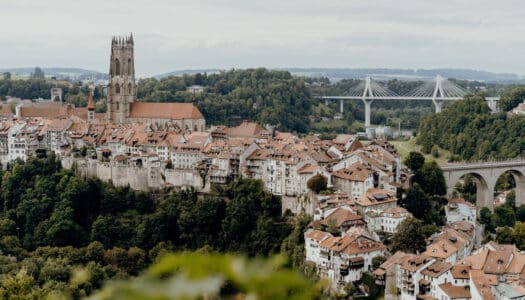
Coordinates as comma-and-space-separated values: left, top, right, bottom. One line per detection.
432, 75, 445, 113
362, 77, 374, 127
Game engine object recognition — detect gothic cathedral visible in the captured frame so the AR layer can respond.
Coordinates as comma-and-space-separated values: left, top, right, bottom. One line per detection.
107, 34, 136, 124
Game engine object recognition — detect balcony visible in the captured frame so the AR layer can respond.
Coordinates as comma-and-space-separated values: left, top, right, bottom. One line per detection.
349, 257, 364, 269
340, 265, 349, 276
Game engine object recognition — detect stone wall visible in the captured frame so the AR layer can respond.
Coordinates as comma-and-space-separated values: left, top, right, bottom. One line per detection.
64, 157, 204, 191
281, 192, 316, 215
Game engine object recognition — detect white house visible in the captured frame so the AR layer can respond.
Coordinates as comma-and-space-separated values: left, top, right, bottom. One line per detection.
445, 198, 477, 225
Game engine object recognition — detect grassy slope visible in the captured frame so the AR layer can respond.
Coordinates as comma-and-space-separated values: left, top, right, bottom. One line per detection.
390, 138, 452, 166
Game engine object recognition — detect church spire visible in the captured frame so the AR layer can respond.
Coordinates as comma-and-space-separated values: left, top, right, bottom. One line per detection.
87, 90, 95, 111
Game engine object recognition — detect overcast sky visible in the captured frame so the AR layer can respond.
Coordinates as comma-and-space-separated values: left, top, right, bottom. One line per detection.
0, 0, 523, 77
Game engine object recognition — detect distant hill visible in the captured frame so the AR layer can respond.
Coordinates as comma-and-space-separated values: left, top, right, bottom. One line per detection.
0, 68, 106, 81
155, 69, 222, 79
282, 68, 522, 83
155, 68, 523, 83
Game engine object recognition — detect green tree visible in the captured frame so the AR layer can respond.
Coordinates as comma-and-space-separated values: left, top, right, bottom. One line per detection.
307, 174, 327, 194
281, 214, 312, 272
88, 252, 319, 300
325, 219, 340, 236
413, 161, 447, 196
506, 190, 516, 211
496, 227, 515, 245
492, 205, 516, 228
516, 205, 525, 222
431, 145, 440, 158
400, 184, 432, 222
0, 269, 44, 299
390, 217, 426, 253
479, 207, 494, 232
500, 87, 525, 112
371, 255, 386, 270
404, 151, 425, 171
513, 222, 525, 249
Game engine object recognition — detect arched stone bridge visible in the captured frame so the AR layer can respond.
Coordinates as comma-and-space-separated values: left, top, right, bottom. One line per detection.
441, 160, 525, 211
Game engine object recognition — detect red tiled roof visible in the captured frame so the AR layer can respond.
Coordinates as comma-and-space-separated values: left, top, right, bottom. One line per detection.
129, 102, 203, 119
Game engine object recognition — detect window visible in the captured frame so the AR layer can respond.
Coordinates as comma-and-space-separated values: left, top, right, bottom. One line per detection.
115, 84, 120, 94
128, 83, 132, 94
117, 102, 120, 110
128, 58, 131, 74
115, 59, 120, 76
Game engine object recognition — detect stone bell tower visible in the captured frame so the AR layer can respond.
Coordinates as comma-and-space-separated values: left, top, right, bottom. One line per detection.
107, 34, 136, 123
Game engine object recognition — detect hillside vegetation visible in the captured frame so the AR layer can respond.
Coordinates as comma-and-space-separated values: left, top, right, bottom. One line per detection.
417, 94, 525, 161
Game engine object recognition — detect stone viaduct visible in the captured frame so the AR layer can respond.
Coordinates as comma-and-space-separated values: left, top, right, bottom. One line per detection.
441, 160, 525, 211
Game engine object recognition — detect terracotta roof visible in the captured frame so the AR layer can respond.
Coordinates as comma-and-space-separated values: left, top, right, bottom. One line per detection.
0, 104, 14, 117
470, 270, 496, 300
341, 235, 386, 255
400, 254, 432, 272
380, 207, 411, 218
466, 249, 489, 270
319, 236, 340, 248
447, 197, 475, 207
304, 229, 333, 241
507, 252, 525, 274
424, 239, 459, 260
451, 264, 471, 279
322, 208, 363, 227
129, 102, 203, 119
298, 164, 319, 174
356, 189, 397, 207
87, 93, 95, 110
332, 162, 373, 182
483, 250, 513, 274
18, 102, 85, 119
227, 121, 264, 138
421, 261, 452, 278
379, 251, 410, 270
438, 283, 471, 299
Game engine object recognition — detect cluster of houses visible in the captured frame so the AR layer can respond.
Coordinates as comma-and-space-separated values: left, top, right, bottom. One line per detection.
4, 35, 522, 298
305, 190, 525, 299
0, 95, 407, 201
374, 237, 525, 299
4, 93, 522, 299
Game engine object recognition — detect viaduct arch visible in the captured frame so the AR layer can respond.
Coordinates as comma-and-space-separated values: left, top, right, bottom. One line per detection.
441, 160, 525, 211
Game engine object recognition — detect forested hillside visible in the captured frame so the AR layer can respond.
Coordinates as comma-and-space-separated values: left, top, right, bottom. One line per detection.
0, 76, 105, 109
417, 93, 525, 161
0, 156, 305, 297
136, 70, 447, 133
137, 68, 312, 132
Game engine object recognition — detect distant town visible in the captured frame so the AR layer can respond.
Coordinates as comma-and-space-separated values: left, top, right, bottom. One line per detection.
0, 34, 524, 299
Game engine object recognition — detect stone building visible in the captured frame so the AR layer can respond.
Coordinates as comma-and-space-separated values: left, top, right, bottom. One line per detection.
107, 34, 205, 132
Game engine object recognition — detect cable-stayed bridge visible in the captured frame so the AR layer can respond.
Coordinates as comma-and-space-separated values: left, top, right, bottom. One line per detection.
319, 76, 500, 127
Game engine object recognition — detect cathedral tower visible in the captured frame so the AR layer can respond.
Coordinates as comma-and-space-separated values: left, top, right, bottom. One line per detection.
107, 34, 136, 123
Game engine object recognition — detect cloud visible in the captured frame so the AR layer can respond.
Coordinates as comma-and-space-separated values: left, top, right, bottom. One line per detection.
0, 0, 523, 76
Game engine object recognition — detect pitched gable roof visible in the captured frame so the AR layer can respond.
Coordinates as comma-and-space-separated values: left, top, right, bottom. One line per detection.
129, 102, 203, 119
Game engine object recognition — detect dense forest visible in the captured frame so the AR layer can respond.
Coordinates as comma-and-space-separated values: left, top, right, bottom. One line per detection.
137, 69, 313, 132
3, 69, 524, 136
417, 90, 525, 161
0, 73, 105, 112
0, 156, 309, 298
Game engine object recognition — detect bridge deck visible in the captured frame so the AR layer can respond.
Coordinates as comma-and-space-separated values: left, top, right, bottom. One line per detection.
441, 160, 525, 171
318, 96, 500, 101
